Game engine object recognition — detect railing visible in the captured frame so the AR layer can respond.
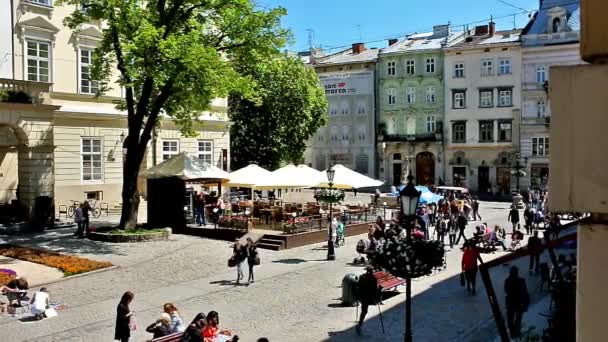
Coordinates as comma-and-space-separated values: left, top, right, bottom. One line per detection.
0, 78, 52, 104
382, 132, 443, 142
522, 116, 551, 126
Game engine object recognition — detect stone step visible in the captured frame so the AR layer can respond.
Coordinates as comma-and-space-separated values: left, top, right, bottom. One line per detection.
257, 237, 285, 251
256, 242, 283, 251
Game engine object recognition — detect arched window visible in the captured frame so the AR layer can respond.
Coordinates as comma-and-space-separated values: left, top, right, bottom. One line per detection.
552, 17, 561, 33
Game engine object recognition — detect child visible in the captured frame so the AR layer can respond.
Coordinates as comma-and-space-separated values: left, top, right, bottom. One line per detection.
30, 287, 50, 320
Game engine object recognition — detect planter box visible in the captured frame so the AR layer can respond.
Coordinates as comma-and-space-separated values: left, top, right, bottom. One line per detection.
87, 228, 172, 243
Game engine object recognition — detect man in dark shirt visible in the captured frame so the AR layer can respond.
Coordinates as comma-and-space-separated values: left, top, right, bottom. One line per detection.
454, 214, 468, 245
505, 266, 529, 339
528, 231, 542, 273
146, 313, 172, 339
508, 206, 520, 232
356, 266, 380, 335
81, 200, 90, 236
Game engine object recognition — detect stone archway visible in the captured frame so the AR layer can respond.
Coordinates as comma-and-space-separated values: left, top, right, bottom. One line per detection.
416, 151, 435, 185
0, 107, 55, 216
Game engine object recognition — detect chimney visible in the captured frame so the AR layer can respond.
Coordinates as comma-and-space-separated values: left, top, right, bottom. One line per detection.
489, 21, 496, 37
474, 25, 489, 36
388, 38, 398, 46
352, 43, 365, 54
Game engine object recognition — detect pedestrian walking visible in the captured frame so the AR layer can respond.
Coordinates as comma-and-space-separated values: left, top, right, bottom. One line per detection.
524, 206, 534, 235
232, 240, 246, 284
81, 200, 91, 235
436, 216, 447, 245
356, 266, 380, 335
73, 205, 84, 238
504, 266, 529, 339
246, 237, 259, 284
448, 216, 457, 249
454, 213, 468, 245
461, 241, 480, 295
507, 205, 520, 232
528, 231, 542, 273
472, 198, 481, 220
115, 291, 135, 342
195, 192, 206, 226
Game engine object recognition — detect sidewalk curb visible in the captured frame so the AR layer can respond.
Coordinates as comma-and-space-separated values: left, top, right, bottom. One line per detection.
31, 265, 121, 288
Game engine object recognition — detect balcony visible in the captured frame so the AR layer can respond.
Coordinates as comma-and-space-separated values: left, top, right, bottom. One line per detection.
522, 116, 551, 126
0, 78, 52, 105
523, 80, 549, 92
381, 131, 443, 142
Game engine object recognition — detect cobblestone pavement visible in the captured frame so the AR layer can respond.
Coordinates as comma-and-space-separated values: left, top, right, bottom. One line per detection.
0, 201, 564, 342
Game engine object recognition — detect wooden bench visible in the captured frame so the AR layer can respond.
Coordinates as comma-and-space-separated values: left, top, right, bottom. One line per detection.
151, 332, 183, 342
373, 271, 407, 291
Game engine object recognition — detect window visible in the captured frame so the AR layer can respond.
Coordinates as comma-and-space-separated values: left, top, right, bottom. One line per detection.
80, 48, 98, 94
479, 120, 494, 142
452, 90, 466, 109
357, 126, 366, 141
536, 65, 546, 84
425, 58, 435, 73
316, 155, 326, 170
406, 60, 415, 75
425, 86, 436, 103
329, 104, 338, 116
452, 121, 466, 143
162, 140, 179, 161
330, 126, 338, 141
498, 120, 512, 142
532, 137, 550, 156
498, 89, 512, 107
426, 116, 436, 133
479, 89, 493, 108
340, 101, 349, 115
356, 102, 366, 115
82, 138, 102, 181
481, 59, 493, 76
198, 140, 213, 164
406, 87, 416, 104
537, 100, 546, 117
498, 59, 511, 75
552, 18, 561, 33
26, 41, 50, 82
356, 154, 369, 175
387, 88, 396, 105
453, 62, 464, 78
387, 61, 396, 76
29, 0, 52, 5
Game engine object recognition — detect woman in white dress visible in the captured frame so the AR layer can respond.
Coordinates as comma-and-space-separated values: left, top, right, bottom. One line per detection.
30, 287, 50, 320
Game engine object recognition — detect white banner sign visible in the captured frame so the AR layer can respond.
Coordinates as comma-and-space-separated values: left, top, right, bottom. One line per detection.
319, 72, 373, 96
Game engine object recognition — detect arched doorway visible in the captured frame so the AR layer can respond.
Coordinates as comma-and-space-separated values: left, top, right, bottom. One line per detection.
416, 152, 435, 185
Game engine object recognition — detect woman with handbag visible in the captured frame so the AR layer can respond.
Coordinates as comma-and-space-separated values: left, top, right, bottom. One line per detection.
115, 291, 135, 342
246, 237, 259, 284
232, 241, 246, 284
461, 241, 480, 295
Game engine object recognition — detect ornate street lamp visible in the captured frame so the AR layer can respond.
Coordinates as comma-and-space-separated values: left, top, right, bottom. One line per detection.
327, 166, 336, 261
399, 174, 421, 342
510, 151, 528, 209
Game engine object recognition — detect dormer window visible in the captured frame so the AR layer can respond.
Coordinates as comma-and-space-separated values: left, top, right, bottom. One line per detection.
552, 18, 561, 33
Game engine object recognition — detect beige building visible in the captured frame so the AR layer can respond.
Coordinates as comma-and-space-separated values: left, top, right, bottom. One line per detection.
0, 1, 229, 214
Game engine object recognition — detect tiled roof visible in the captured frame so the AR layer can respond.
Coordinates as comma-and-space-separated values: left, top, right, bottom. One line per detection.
315, 47, 379, 65
448, 29, 522, 49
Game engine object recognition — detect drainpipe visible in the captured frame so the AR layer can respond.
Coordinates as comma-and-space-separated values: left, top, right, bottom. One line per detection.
152, 126, 157, 165
10, 0, 15, 78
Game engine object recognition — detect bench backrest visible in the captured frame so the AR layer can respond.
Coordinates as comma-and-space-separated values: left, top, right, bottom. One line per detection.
151, 332, 183, 342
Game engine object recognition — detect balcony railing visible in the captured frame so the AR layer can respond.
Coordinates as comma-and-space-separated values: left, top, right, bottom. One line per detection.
522, 116, 551, 126
381, 131, 443, 142
0, 78, 52, 104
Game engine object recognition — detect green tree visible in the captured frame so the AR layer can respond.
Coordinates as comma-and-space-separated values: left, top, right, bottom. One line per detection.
59, 0, 289, 228
229, 56, 327, 170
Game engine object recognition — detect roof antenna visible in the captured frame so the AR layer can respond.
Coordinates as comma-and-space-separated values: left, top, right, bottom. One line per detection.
307, 29, 314, 51
356, 24, 362, 42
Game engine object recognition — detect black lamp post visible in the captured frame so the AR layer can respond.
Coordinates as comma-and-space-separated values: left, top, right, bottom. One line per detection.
327, 166, 336, 261
399, 174, 421, 342
511, 152, 529, 193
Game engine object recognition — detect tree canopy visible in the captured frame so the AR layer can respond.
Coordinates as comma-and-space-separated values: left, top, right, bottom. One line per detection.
229, 56, 327, 170
59, 0, 290, 228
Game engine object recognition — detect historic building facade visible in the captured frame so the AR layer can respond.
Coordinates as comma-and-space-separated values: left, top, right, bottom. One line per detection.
377, 25, 462, 186
305, 44, 378, 176
444, 23, 523, 193
520, 0, 581, 191
0, 1, 229, 212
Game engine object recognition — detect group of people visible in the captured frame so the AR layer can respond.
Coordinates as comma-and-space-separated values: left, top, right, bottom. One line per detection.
116, 291, 260, 342
193, 191, 227, 226
231, 238, 259, 285
73, 200, 91, 238
1, 277, 53, 321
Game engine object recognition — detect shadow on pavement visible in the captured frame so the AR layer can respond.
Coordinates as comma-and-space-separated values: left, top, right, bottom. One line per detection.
272, 258, 308, 265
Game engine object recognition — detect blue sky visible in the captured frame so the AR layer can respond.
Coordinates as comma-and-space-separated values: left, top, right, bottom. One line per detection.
258, 0, 539, 52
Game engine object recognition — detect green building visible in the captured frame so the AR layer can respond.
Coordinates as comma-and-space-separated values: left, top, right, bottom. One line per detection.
377, 24, 463, 186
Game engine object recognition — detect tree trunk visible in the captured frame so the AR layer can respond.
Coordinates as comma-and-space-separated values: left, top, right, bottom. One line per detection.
119, 136, 148, 229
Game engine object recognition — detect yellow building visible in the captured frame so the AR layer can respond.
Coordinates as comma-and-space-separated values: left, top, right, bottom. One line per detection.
0, 1, 230, 213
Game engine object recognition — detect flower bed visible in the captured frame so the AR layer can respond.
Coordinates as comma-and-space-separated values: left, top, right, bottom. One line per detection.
219, 216, 249, 230
0, 272, 16, 286
314, 189, 345, 204
282, 216, 314, 234
0, 245, 112, 276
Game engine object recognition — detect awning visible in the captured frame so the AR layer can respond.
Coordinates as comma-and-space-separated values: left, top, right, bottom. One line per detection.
228, 164, 273, 188
316, 164, 384, 189
145, 152, 230, 182
255, 164, 322, 189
